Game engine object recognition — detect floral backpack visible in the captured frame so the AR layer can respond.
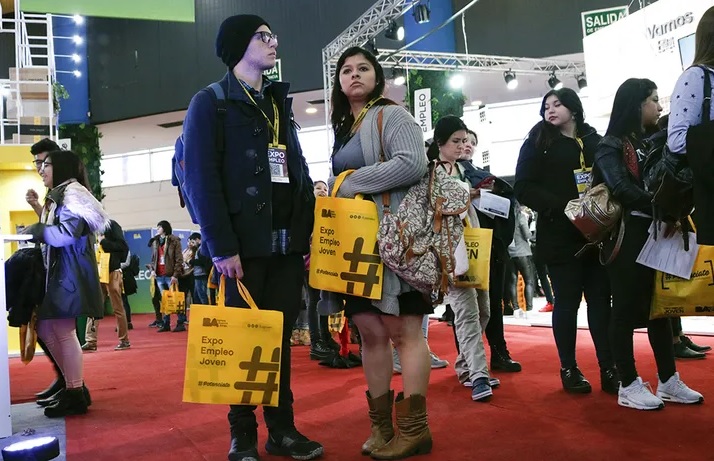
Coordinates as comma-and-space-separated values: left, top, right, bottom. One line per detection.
376, 112, 469, 303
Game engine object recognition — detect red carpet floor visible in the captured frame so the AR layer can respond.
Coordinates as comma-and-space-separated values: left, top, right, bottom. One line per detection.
9, 314, 714, 461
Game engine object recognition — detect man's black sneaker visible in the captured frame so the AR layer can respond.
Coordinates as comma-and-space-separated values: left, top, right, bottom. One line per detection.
309, 341, 334, 361
561, 366, 592, 394
228, 433, 259, 461
265, 428, 323, 460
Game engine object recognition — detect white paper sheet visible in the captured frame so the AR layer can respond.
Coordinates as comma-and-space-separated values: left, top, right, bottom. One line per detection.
473, 190, 510, 220
636, 224, 699, 279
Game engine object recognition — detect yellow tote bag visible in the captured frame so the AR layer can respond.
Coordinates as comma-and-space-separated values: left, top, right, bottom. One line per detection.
309, 170, 383, 299
650, 244, 714, 319
454, 222, 493, 290
161, 286, 186, 314
183, 277, 284, 406
96, 249, 110, 284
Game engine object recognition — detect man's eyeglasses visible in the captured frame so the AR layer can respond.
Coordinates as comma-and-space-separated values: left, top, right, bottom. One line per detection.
254, 31, 278, 44
39, 161, 52, 171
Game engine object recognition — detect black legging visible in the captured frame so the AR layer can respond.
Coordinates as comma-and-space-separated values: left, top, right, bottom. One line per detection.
304, 271, 331, 344
531, 244, 554, 304
608, 216, 675, 387
506, 256, 536, 311
484, 242, 508, 350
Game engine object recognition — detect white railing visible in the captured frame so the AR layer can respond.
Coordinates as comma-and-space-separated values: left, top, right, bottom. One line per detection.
0, 234, 33, 438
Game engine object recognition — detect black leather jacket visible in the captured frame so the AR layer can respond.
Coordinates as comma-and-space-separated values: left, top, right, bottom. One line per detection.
593, 136, 653, 213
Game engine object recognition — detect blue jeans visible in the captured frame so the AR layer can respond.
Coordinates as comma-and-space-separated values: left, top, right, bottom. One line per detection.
156, 276, 187, 326
193, 275, 208, 305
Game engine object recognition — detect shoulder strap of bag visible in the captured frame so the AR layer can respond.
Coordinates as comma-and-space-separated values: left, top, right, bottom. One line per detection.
698, 65, 712, 124
378, 109, 392, 214
208, 82, 227, 154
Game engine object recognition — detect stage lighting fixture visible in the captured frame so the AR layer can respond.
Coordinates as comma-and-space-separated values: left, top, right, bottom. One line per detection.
449, 73, 465, 89
72, 35, 83, 45
391, 67, 406, 86
73, 14, 84, 25
364, 38, 378, 56
385, 21, 405, 41
2, 436, 60, 461
305, 107, 317, 114
73, 70, 82, 78
577, 73, 588, 91
504, 70, 518, 90
413, 1, 431, 24
71, 53, 81, 63
548, 72, 563, 90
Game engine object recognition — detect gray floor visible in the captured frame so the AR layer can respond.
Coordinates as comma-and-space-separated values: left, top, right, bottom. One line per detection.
0, 403, 66, 461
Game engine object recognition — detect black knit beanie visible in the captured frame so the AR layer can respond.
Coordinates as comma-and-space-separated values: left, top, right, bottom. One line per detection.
215, 14, 270, 70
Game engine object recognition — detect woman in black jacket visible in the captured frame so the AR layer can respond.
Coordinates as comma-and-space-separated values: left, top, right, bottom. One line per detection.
595, 78, 703, 410
515, 88, 616, 394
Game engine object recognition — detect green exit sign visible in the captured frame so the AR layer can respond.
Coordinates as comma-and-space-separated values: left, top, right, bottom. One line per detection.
264, 59, 282, 81
581, 6, 629, 37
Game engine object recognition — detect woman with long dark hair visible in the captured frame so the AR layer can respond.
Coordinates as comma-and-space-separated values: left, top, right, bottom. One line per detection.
327, 46, 431, 458
24, 150, 108, 417
595, 78, 703, 410
514, 88, 616, 395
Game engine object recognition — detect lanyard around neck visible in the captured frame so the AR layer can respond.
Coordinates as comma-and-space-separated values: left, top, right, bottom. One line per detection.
240, 82, 280, 145
575, 137, 586, 170
350, 97, 382, 136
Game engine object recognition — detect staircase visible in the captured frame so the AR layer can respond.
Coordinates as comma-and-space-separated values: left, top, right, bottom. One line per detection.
0, 0, 57, 145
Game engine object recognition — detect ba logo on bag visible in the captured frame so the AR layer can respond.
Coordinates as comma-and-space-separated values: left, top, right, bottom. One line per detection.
203, 317, 229, 327
321, 209, 336, 218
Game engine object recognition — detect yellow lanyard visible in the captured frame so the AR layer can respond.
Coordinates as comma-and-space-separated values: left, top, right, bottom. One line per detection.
575, 137, 587, 170
350, 97, 383, 135
240, 83, 280, 145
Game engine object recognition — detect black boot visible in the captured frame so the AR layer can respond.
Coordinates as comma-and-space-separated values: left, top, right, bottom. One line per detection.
39, 384, 92, 408
490, 346, 522, 372
265, 427, 323, 460
674, 341, 706, 359
560, 366, 592, 394
228, 431, 259, 461
600, 367, 620, 395
44, 388, 88, 418
680, 335, 712, 353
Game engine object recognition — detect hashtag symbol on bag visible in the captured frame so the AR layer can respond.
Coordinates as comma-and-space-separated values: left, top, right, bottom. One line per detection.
340, 238, 381, 297
234, 346, 281, 405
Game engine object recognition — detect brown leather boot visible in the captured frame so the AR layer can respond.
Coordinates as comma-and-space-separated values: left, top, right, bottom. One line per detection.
370, 392, 432, 460
361, 390, 395, 455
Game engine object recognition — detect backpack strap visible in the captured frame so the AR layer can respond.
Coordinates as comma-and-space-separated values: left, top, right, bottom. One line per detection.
208, 82, 227, 154
698, 65, 712, 124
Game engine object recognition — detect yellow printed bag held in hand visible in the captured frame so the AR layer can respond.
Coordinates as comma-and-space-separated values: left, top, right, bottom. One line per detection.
650, 244, 714, 319
309, 170, 383, 300
454, 219, 493, 290
96, 248, 110, 284
161, 285, 186, 314
183, 277, 284, 406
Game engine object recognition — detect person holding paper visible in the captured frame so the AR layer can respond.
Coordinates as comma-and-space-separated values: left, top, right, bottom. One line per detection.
515, 88, 617, 395
594, 78, 703, 410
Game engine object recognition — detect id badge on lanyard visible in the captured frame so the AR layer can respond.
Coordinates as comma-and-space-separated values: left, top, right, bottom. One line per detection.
573, 138, 591, 198
241, 83, 289, 184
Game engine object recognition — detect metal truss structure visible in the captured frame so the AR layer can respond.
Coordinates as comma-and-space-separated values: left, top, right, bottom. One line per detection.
377, 49, 584, 76
320, 0, 585, 129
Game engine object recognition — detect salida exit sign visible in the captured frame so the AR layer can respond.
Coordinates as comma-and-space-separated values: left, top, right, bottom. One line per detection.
581, 6, 629, 37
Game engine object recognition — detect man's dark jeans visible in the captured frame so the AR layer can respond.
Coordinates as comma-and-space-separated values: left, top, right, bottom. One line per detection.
225, 254, 304, 435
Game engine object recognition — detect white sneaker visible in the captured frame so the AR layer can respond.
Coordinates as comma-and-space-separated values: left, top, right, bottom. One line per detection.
656, 372, 704, 404
617, 377, 665, 410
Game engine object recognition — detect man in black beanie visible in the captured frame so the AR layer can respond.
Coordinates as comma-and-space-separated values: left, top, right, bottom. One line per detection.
181, 14, 320, 461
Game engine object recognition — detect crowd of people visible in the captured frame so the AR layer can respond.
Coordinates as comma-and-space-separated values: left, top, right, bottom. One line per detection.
9, 7, 713, 461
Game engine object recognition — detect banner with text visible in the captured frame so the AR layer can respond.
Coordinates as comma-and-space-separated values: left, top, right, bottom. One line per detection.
414, 88, 433, 137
